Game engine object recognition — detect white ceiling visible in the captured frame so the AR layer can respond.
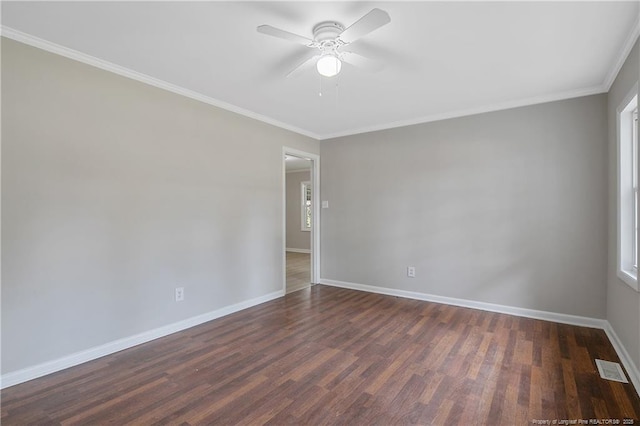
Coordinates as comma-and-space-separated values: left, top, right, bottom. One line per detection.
2, 1, 639, 140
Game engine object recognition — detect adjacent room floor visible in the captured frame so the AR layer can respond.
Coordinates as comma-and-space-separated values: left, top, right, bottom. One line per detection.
286, 251, 310, 293
2, 285, 639, 425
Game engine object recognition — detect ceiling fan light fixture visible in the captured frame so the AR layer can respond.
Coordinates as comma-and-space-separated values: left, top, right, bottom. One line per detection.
316, 54, 342, 77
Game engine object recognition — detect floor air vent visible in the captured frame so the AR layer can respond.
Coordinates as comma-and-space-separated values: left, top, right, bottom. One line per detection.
595, 359, 628, 383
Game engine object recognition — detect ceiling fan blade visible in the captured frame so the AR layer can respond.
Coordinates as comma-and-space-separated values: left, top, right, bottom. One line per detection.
286, 53, 320, 78
338, 8, 391, 44
340, 51, 384, 72
257, 25, 315, 47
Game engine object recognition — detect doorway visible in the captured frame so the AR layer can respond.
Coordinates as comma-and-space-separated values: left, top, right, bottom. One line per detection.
283, 148, 319, 293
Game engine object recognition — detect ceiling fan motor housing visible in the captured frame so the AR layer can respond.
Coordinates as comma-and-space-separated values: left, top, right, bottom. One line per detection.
313, 21, 345, 46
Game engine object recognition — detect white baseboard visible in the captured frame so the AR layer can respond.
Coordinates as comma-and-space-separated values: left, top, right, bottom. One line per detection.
319, 278, 640, 397
286, 248, 311, 254
604, 323, 640, 396
4, 279, 640, 399
319, 279, 606, 328
0, 289, 284, 389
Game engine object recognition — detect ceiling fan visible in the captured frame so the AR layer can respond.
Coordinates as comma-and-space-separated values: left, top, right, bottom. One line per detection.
257, 8, 391, 78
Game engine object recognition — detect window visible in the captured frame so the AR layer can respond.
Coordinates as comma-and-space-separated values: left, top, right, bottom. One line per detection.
301, 181, 312, 231
617, 87, 638, 290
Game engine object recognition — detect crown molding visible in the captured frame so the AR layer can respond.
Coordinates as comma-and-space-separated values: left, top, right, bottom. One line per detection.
2, 21, 634, 142
603, 15, 640, 91
319, 84, 606, 140
0, 26, 322, 141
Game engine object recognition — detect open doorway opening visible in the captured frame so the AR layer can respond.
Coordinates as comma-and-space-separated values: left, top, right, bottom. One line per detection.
283, 148, 319, 294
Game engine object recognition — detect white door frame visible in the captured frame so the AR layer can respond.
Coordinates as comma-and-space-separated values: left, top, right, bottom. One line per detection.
283, 147, 320, 291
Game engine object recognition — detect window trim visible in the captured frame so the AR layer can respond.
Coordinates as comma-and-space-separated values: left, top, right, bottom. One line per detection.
633, 107, 638, 271
617, 83, 638, 291
301, 180, 311, 232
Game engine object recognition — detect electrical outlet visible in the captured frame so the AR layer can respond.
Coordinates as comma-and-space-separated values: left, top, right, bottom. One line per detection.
407, 267, 416, 278
175, 287, 184, 302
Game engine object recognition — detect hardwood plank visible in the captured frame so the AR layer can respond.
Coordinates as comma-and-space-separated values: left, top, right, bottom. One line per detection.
2, 285, 639, 425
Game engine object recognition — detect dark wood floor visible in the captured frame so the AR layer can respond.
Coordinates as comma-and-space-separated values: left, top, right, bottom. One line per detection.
2, 285, 639, 425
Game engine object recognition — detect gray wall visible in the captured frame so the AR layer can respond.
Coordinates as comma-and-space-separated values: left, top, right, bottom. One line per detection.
607, 39, 640, 371
4, 32, 636, 381
321, 94, 608, 319
286, 170, 311, 251
1, 38, 319, 374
